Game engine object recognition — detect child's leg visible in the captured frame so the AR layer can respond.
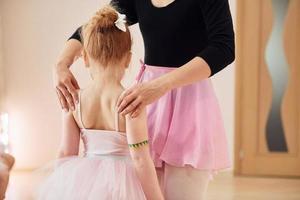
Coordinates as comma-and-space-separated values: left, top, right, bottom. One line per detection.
163, 163, 211, 200
0, 153, 15, 200
0, 153, 15, 171
0, 168, 9, 200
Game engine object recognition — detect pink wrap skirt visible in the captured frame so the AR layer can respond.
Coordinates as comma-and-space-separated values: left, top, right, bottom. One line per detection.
136, 61, 231, 179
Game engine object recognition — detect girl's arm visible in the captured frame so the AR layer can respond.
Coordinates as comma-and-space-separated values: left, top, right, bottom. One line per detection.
125, 109, 164, 200
58, 111, 80, 158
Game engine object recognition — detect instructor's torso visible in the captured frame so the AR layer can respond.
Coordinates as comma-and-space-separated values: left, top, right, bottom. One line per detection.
135, 0, 208, 67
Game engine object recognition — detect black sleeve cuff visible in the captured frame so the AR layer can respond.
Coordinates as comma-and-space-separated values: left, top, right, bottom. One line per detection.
68, 26, 82, 43
197, 44, 235, 77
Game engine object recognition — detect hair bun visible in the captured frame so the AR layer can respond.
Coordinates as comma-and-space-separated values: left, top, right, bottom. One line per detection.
82, 5, 131, 66
91, 6, 118, 32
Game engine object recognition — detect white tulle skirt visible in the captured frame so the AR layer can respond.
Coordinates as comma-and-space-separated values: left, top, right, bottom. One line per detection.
35, 156, 146, 200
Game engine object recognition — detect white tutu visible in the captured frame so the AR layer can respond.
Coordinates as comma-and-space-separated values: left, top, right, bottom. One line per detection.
36, 155, 145, 200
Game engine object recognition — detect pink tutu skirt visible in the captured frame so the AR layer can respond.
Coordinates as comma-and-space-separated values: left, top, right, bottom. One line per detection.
35, 155, 145, 200
137, 62, 232, 180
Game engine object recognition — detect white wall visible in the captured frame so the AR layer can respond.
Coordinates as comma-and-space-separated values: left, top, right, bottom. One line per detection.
1, 0, 236, 169
0, 13, 5, 111
211, 0, 236, 169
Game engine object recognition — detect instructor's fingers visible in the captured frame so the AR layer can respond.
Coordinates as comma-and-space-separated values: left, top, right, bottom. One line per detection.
117, 89, 132, 108
65, 80, 79, 105
130, 105, 143, 118
72, 78, 80, 89
56, 89, 68, 112
118, 92, 138, 114
72, 78, 80, 104
120, 97, 142, 116
57, 85, 75, 111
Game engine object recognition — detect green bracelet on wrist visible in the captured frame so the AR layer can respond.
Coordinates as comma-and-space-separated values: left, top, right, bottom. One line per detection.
128, 140, 149, 149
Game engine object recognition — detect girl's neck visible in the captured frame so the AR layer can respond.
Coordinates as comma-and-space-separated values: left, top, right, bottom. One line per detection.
88, 64, 124, 90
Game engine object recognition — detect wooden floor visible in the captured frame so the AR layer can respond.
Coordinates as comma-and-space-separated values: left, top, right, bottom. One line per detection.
5, 170, 300, 200
207, 172, 300, 200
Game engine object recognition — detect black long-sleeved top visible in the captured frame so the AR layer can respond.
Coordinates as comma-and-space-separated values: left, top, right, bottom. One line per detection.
69, 0, 235, 77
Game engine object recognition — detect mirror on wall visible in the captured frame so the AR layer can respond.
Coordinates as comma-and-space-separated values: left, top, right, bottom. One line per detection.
265, 0, 290, 152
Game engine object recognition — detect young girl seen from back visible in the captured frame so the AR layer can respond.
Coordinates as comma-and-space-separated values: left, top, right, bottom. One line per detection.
38, 5, 163, 200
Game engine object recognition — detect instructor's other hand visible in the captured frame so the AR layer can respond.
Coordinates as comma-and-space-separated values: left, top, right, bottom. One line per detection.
117, 79, 169, 118
54, 66, 80, 112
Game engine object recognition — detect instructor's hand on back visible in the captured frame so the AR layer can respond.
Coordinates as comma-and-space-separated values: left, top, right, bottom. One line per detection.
53, 40, 82, 112
54, 65, 79, 112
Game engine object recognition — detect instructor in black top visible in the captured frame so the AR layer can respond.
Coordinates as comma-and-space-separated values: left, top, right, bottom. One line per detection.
54, 0, 234, 198
55, 0, 234, 115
